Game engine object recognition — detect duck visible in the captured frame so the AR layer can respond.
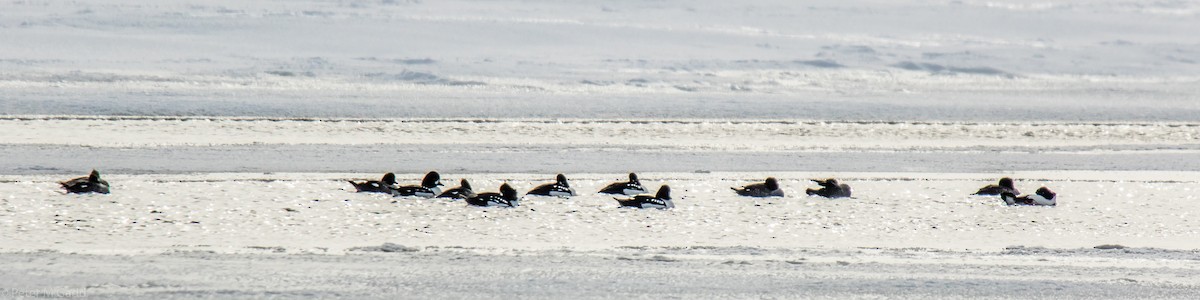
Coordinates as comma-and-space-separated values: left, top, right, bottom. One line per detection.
732, 177, 784, 197
348, 172, 398, 194
466, 183, 520, 207
526, 174, 576, 197
60, 169, 110, 194
615, 185, 673, 209
597, 172, 648, 196
1000, 187, 1057, 206
973, 177, 1020, 196
806, 178, 852, 198
393, 171, 444, 198
438, 179, 476, 199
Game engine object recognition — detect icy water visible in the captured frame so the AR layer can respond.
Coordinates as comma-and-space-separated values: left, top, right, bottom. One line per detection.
3, 172, 1200, 252
3, 117, 1199, 174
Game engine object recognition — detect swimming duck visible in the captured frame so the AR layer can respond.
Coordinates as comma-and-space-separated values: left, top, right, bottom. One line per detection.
394, 171, 444, 198
598, 172, 649, 196
438, 179, 476, 199
527, 174, 576, 197
973, 177, 1020, 196
616, 185, 673, 209
1000, 187, 1056, 206
466, 183, 520, 207
61, 170, 110, 194
806, 178, 852, 198
348, 172, 398, 194
732, 177, 784, 197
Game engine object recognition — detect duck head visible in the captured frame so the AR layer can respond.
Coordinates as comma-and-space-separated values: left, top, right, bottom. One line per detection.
655, 184, 671, 200
765, 177, 779, 190
422, 171, 443, 188
1036, 187, 1056, 200
500, 183, 520, 206
555, 174, 570, 188
999, 177, 1015, 189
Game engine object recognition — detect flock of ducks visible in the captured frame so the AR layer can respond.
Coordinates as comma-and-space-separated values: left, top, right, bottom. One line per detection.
58, 170, 1057, 209
345, 171, 841, 208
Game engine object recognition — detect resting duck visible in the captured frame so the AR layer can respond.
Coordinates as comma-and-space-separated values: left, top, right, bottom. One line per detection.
616, 185, 673, 209
732, 177, 784, 197
61, 170, 110, 194
598, 172, 649, 196
466, 183, 520, 207
973, 177, 1020, 196
1000, 187, 1057, 206
348, 172, 398, 194
806, 178, 851, 198
526, 174, 576, 197
394, 171, 444, 198
438, 179, 476, 199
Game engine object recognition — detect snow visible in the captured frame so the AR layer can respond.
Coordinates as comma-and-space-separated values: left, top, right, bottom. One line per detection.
4, 247, 1200, 299
3, 116, 1200, 149
4, 171, 1200, 297
2, 171, 1198, 253
2, 0, 1199, 120
3, 0, 1200, 298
